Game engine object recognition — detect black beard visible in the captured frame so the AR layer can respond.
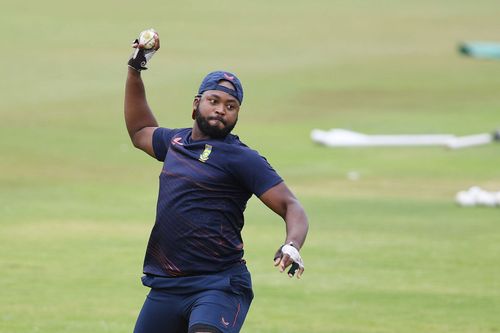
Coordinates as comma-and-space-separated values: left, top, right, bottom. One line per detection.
194, 106, 237, 139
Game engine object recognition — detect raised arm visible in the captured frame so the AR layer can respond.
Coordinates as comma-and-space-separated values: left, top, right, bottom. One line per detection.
259, 182, 309, 278
124, 30, 160, 158
124, 69, 158, 157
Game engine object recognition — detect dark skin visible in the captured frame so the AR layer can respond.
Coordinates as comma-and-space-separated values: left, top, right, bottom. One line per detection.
124, 39, 308, 278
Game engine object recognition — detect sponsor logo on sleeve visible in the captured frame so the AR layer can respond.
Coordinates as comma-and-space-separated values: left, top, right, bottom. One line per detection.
171, 137, 184, 146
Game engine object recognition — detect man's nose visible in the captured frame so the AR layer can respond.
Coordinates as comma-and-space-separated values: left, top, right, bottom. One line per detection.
215, 104, 226, 114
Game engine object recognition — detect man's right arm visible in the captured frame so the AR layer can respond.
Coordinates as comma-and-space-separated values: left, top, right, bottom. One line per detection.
124, 67, 158, 158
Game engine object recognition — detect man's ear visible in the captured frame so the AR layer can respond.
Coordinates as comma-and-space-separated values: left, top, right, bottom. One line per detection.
192, 95, 201, 120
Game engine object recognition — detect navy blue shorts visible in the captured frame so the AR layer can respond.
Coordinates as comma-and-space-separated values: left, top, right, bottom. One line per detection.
133, 264, 254, 333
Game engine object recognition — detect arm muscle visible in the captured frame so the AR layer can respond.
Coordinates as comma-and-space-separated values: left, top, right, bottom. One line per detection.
124, 68, 158, 157
259, 182, 309, 249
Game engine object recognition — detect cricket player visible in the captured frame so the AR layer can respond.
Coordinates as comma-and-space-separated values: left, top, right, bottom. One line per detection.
125, 30, 309, 333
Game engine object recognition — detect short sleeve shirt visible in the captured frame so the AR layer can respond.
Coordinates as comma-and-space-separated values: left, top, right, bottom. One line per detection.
143, 127, 283, 276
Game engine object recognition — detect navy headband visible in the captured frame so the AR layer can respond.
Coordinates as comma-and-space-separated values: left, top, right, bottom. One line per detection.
198, 71, 244, 105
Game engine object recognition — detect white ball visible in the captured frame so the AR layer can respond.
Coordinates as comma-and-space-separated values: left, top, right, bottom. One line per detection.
139, 29, 156, 49
346, 171, 360, 181
455, 191, 475, 207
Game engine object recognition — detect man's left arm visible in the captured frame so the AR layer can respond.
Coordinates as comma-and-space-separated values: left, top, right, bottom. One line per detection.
259, 182, 309, 278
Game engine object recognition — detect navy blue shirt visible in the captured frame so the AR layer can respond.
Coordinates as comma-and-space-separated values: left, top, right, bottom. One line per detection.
143, 127, 283, 277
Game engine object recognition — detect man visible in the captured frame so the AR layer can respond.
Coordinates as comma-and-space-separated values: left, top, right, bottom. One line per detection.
125, 29, 309, 333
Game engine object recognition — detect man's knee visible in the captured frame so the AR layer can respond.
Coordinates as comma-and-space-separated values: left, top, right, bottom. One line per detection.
188, 323, 223, 333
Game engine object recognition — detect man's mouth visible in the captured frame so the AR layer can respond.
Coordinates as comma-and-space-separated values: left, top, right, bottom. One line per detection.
208, 117, 225, 125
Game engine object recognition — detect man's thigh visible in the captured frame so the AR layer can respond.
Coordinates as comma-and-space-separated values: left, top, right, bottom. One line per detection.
134, 289, 188, 333
188, 289, 252, 333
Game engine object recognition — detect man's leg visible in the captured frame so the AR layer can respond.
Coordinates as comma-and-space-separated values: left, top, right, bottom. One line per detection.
188, 289, 252, 333
134, 289, 188, 333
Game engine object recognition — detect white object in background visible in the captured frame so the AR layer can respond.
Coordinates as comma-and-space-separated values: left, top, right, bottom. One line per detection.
456, 186, 500, 207
311, 129, 497, 149
311, 129, 455, 147
446, 133, 493, 149
347, 171, 360, 181
476, 191, 497, 207
455, 190, 476, 207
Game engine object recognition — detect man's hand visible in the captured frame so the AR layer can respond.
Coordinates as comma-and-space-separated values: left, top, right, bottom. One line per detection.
128, 29, 160, 72
273, 242, 305, 279
259, 183, 308, 279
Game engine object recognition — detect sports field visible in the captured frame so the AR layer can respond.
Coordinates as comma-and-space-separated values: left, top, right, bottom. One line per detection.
1, 1, 500, 332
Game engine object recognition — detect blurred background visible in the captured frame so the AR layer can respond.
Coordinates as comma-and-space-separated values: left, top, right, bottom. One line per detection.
1, 1, 500, 332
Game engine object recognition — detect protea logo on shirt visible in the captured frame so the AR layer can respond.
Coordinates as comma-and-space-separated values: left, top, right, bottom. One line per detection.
198, 144, 212, 163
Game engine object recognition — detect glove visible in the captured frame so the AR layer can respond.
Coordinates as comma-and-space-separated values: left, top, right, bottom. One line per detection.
128, 29, 160, 71
273, 242, 305, 278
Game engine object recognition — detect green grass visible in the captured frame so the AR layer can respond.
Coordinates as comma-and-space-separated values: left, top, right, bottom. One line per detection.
2, 1, 500, 332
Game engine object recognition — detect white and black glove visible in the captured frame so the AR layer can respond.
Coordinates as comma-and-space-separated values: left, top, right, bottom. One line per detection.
128, 29, 160, 72
274, 242, 305, 278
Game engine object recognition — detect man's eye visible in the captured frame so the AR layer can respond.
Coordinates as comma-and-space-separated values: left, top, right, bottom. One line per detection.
209, 99, 216, 104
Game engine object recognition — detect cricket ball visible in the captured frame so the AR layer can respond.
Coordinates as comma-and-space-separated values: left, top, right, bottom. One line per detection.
139, 29, 157, 49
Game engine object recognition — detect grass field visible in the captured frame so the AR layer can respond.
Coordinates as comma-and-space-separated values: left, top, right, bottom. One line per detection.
2, 1, 500, 332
